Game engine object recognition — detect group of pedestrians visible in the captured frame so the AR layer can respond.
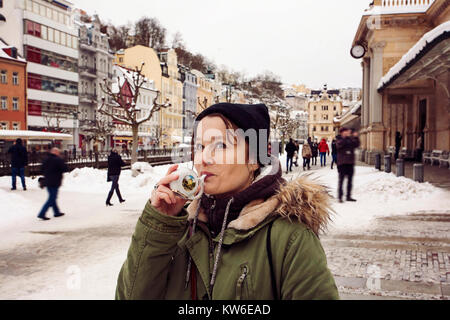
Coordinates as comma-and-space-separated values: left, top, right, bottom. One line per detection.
6, 138, 127, 221
283, 128, 360, 203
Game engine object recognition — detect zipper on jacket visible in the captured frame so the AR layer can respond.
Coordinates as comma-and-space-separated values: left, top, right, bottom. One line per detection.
211, 199, 216, 210
236, 266, 248, 300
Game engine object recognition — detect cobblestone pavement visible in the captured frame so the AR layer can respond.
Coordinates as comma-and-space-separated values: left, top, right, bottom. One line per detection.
322, 212, 450, 300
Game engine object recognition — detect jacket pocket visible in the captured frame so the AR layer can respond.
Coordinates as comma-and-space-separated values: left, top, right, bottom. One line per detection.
236, 264, 253, 300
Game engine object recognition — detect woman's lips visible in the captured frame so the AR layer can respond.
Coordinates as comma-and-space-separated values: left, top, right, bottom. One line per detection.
201, 172, 215, 181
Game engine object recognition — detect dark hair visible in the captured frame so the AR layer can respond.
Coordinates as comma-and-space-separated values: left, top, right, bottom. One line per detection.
16, 138, 23, 145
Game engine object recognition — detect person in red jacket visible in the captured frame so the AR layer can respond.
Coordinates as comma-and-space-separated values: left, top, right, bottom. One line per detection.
318, 138, 330, 167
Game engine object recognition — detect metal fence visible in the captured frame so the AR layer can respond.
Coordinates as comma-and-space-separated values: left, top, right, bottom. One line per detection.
0, 148, 192, 176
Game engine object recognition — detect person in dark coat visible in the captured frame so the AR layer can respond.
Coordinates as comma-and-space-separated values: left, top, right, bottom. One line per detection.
311, 140, 319, 166
7, 138, 28, 191
293, 140, 300, 167
38, 148, 69, 221
331, 138, 338, 170
395, 131, 403, 160
106, 149, 126, 206
285, 138, 297, 174
336, 128, 360, 203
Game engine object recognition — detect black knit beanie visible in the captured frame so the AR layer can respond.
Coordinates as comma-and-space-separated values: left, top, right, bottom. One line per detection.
195, 103, 271, 166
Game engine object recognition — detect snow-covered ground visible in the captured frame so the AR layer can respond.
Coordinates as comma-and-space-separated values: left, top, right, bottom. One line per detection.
0, 157, 449, 299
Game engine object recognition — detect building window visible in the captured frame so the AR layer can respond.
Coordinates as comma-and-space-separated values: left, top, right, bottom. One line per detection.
13, 72, 19, 85
322, 114, 328, 120
1, 97, 7, 109
313, 106, 316, 111
0, 70, 6, 84
0, 122, 8, 130
334, 106, 337, 111
28, 73, 78, 95
12, 123, 20, 130
322, 106, 328, 111
313, 126, 316, 132
13, 98, 19, 111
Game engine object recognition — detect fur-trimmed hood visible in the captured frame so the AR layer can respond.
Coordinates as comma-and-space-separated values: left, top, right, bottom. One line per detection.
187, 172, 334, 237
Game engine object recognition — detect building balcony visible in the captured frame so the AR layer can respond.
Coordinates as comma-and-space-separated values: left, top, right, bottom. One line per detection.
79, 66, 97, 78
79, 93, 97, 103
79, 40, 98, 52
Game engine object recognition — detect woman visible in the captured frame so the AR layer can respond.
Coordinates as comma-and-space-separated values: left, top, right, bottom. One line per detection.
115, 103, 339, 300
318, 138, 330, 167
331, 138, 338, 170
106, 149, 126, 206
311, 140, 319, 166
302, 140, 312, 171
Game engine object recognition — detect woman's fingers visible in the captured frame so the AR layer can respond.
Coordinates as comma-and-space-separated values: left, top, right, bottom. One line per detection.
158, 173, 180, 187
166, 164, 179, 175
157, 185, 177, 204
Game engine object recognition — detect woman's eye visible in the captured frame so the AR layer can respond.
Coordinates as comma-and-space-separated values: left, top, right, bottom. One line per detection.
215, 143, 226, 150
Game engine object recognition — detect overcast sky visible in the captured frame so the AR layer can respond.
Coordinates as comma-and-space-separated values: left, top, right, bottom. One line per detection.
71, 0, 370, 89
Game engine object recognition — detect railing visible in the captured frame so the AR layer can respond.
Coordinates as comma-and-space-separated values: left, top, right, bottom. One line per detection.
0, 148, 192, 176
79, 40, 98, 49
381, 0, 433, 7
79, 66, 97, 75
79, 93, 97, 102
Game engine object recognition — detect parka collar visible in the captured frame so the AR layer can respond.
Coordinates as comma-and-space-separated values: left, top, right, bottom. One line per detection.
187, 160, 333, 239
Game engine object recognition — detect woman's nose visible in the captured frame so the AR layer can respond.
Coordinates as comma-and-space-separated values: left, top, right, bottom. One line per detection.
202, 149, 215, 165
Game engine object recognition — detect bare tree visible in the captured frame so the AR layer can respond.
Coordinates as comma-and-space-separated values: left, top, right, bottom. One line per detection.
80, 114, 114, 152
98, 63, 171, 164
171, 31, 185, 50
134, 17, 166, 49
42, 107, 70, 132
107, 24, 132, 52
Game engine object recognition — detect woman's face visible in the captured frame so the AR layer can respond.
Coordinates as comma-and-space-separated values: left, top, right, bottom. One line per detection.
193, 116, 258, 198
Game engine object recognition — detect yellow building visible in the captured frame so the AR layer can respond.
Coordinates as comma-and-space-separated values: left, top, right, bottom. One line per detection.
308, 87, 343, 142
115, 46, 186, 146
191, 69, 214, 114
351, 0, 450, 163
158, 49, 184, 146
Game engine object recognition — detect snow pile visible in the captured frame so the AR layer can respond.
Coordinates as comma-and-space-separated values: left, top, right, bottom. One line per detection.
358, 172, 437, 201
0, 187, 36, 226
131, 162, 153, 174
303, 166, 450, 232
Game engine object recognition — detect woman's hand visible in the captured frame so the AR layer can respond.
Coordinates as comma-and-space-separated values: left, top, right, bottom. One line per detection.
151, 164, 188, 217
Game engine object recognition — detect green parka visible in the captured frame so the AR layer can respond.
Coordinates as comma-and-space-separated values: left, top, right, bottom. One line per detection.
116, 175, 339, 300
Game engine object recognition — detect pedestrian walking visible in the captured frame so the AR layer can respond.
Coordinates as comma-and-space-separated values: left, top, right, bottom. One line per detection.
395, 131, 403, 160
116, 103, 339, 300
318, 138, 330, 167
293, 140, 300, 167
311, 140, 319, 166
106, 149, 126, 206
285, 138, 297, 174
331, 138, 338, 170
336, 128, 360, 203
302, 140, 312, 171
7, 138, 28, 191
38, 148, 69, 221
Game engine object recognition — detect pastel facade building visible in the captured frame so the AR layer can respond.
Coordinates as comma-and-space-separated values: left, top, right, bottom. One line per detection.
351, 0, 450, 163
0, 40, 27, 131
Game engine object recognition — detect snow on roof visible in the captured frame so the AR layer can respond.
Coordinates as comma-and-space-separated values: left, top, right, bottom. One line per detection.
112, 65, 156, 93
0, 39, 26, 63
0, 130, 72, 140
378, 20, 450, 90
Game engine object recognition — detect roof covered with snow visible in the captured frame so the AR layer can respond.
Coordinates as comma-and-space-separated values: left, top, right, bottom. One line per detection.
378, 20, 450, 91
0, 39, 26, 63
